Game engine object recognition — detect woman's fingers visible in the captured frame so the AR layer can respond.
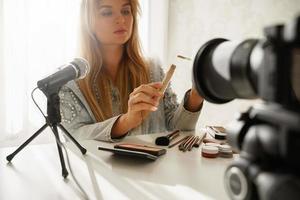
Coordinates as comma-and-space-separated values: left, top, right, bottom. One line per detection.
127, 82, 164, 117
130, 82, 163, 97
129, 92, 159, 106
151, 82, 163, 90
130, 103, 158, 112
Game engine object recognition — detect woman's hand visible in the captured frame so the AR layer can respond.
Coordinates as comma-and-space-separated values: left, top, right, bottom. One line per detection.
185, 86, 204, 112
125, 82, 163, 128
111, 82, 163, 138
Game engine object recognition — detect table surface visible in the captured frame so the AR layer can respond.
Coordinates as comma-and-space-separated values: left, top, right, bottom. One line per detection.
0, 130, 237, 200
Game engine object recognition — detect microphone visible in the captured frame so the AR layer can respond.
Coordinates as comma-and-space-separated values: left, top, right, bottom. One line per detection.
37, 58, 90, 95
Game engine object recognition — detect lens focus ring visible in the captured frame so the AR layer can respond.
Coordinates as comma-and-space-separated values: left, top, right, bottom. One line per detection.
225, 166, 249, 200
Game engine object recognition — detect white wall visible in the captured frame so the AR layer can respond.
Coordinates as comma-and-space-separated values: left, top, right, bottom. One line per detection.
0, 0, 4, 139
166, 0, 300, 128
139, 0, 169, 65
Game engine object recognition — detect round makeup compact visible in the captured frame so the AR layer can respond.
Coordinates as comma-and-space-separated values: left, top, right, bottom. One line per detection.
201, 145, 219, 158
203, 138, 226, 145
214, 132, 226, 140
205, 143, 220, 147
219, 144, 233, 158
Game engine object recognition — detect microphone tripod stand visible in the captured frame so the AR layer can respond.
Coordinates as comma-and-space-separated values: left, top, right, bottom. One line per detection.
6, 92, 87, 178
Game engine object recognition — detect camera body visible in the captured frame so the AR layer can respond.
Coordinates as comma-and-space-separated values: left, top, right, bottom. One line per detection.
224, 104, 300, 200
192, 16, 300, 200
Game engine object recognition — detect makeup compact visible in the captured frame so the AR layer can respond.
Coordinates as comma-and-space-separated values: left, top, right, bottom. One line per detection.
206, 126, 227, 140
218, 144, 233, 158
201, 143, 233, 159
201, 145, 219, 158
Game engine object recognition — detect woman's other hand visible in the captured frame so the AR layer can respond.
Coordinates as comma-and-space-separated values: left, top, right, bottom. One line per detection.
185, 86, 204, 112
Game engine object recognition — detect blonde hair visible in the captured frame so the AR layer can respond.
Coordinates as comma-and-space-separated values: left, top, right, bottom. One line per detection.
77, 0, 149, 122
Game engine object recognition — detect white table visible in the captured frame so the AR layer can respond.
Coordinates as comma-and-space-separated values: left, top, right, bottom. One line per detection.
0, 130, 237, 200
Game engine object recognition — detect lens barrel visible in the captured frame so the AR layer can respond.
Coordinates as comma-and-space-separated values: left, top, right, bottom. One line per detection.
193, 38, 259, 104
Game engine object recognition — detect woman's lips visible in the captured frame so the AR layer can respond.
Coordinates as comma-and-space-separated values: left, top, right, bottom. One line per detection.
114, 29, 127, 34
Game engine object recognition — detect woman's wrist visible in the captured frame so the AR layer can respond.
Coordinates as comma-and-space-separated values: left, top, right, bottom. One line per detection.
185, 88, 204, 112
111, 113, 135, 138
191, 88, 204, 103
121, 113, 137, 130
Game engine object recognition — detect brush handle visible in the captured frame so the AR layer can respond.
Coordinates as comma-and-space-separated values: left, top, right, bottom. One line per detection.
160, 64, 176, 93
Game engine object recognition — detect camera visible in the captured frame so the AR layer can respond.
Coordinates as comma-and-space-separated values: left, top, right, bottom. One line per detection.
192, 15, 300, 200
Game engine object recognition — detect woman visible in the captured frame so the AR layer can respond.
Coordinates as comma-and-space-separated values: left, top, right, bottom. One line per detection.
59, 0, 204, 142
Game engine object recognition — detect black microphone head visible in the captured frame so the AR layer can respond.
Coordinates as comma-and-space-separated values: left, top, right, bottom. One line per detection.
155, 136, 170, 146
71, 57, 90, 79
37, 57, 90, 96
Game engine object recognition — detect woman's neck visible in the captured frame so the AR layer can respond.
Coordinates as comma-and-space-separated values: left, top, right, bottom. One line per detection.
101, 45, 124, 83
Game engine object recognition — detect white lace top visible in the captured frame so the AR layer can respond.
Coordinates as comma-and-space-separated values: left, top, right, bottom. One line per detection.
59, 59, 202, 142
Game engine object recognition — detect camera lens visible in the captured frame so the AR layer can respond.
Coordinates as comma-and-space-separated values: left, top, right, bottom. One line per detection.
193, 38, 259, 104
292, 48, 300, 103
225, 166, 249, 200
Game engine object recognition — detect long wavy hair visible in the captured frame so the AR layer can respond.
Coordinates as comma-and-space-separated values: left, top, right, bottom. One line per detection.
77, 0, 149, 122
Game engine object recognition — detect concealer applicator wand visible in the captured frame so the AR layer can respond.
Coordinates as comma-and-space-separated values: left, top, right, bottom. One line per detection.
155, 130, 180, 146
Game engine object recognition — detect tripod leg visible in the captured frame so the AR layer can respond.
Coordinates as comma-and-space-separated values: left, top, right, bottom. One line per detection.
52, 125, 69, 178
6, 123, 48, 162
58, 124, 87, 155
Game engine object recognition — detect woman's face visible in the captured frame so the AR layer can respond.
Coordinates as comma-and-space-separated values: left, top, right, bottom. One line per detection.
94, 0, 133, 46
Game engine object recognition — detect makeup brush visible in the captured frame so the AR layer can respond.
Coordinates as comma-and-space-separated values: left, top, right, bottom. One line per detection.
160, 64, 176, 94
177, 55, 192, 61
155, 130, 180, 146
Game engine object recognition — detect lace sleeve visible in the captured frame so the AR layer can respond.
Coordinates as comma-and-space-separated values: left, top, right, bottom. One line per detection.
59, 86, 121, 142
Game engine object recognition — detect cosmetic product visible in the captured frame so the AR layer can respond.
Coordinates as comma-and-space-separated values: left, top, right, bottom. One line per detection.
155, 130, 180, 146
160, 64, 176, 94
201, 145, 219, 158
